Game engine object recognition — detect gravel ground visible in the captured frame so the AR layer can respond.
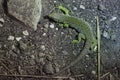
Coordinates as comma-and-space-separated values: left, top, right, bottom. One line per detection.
0, 0, 120, 80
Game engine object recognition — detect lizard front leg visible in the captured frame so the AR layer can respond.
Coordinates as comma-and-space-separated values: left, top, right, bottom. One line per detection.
71, 33, 85, 44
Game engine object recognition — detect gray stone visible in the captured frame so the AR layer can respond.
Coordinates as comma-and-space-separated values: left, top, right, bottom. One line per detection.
7, 0, 42, 30
98, 4, 106, 11
43, 62, 54, 75
0, 0, 2, 7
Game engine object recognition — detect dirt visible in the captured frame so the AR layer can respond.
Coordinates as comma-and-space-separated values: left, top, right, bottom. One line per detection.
0, 0, 120, 80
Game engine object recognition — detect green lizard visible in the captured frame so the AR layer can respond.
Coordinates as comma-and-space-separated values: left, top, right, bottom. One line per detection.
48, 13, 97, 76
57, 5, 84, 43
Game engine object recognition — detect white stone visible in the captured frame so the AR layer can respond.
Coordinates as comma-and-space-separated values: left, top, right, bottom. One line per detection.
61, 32, 64, 35
85, 55, 89, 58
42, 33, 46, 36
40, 45, 45, 51
0, 24, 3, 27
73, 0, 75, 3
73, 7, 77, 10
23, 30, 29, 36
49, 24, 54, 28
8, 36, 15, 40
0, 18, 4, 23
56, 28, 58, 30
53, 0, 57, 3
16, 37, 22, 41
91, 70, 96, 75
0, 18, 4, 27
44, 23, 49, 28
80, 5, 85, 9
110, 16, 117, 21
31, 55, 35, 59
103, 30, 110, 39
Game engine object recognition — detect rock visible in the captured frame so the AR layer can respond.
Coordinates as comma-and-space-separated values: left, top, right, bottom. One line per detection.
49, 23, 54, 28
0, 0, 2, 7
0, 44, 2, 49
40, 45, 45, 51
23, 30, 29, 36
7, 0, 42, 30
38, 53, 45, 57
91, 70, 96, 75
110, 16, 117, 21
73, 7, 77, 10
42, 33, 46, 36
43, 62, 54, 75
8, 35, 15, 40
98, 4, 106, 11
44, 23, 49, 28
56, 28, 58, 30
80, 5, 85, 9
0, 18, 4, 27
46, 55, 53, 61
103, 30, 110, 39
19, 41, 27, 51
62, 50, 69, 55
16, 37, 22, 41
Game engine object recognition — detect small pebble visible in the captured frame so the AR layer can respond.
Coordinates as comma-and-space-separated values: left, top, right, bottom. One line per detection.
98, 4, 106, 11
44, 23, 49, 28
73, 7, 77, 10
43, 62, 54, 74
73, 0, 75, 3
80, 5, 85, 9
111, 34, 116, 40
38, 58, 44, 64
0, 24, 3, 27
85, 55, 89, 58
91, 70, 96, 75
11, 45, 15, 50
103, 30, 110, 39
94, 46, 97, 51
0, 44, 2, 49
8, 35, 14, 40
40, 45, 45, 51
53, 0, 57, 3
42, 33, 46, 36
62, 50, 68, 55
0, 18, 4, 23
19, 41, 27, 50
110, 16, 117, 21
16, 37, 22, 41
31, 55, 35, 59
61, 32, 64, 35
46, 55, 53, 61
39, 53, 45, 57
49, 23, 54, 28
0, 18, 4, 27
56, 28, 58, 30
23, 30, 29, 36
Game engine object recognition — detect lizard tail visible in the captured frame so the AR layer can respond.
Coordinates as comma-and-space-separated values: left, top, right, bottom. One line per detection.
53, 40, 91, 76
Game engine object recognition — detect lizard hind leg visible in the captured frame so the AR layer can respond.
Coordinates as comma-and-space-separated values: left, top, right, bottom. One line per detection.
71, 33, 85, 44
90, 39, 97, 51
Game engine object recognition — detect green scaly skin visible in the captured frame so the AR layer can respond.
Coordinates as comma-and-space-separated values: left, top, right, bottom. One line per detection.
48, 13, 96, 76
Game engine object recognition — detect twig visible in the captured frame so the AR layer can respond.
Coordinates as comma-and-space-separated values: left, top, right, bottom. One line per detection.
0, 74, 84, 79
100, 72, 110, 79
96, 16, 101, 80
0, 59, 18, 79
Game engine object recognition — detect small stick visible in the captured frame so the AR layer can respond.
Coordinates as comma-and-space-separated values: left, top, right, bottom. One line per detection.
96, 16, 101, 80
0, 74, 83, 79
